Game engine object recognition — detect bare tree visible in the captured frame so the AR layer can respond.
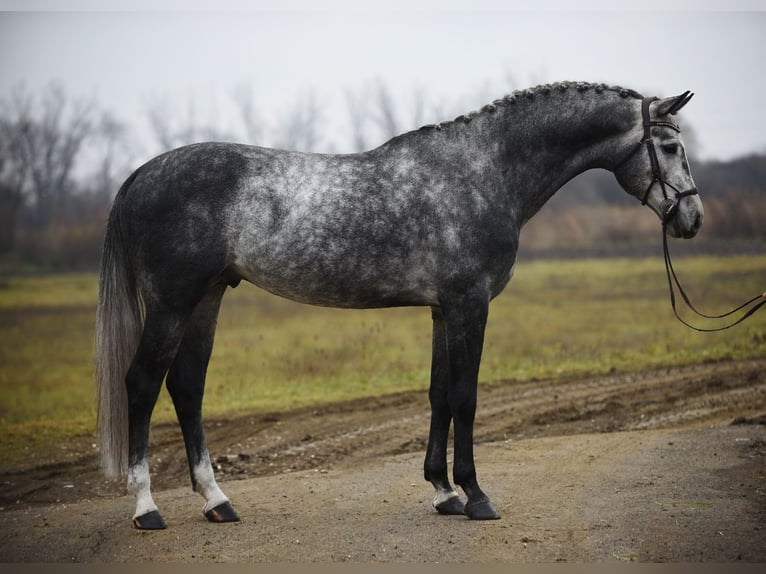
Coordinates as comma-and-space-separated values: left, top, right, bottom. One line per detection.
145, 97, 177, 151
274, 90, 324, 152
372, 79, 400, 140
232, 84, 263, 145
345, 87, 370, 153
0, 178, 21, 253
344, 80, 425, 151
0, 83, 95, 231
89, 111, 133, 203
0, 118, 25, 252
409, 86, 428, 129
146, 95, 234, 152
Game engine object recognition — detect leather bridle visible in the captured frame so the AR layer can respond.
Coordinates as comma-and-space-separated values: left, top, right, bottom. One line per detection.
618, 95, 699, 224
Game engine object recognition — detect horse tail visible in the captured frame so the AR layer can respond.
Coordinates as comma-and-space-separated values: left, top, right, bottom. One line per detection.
95, 169, 144, 478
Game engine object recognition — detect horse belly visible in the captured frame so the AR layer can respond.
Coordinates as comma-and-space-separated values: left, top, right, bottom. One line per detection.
230, 243, 439, 309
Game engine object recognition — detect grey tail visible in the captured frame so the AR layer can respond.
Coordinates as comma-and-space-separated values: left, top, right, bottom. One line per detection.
94, 170, 144, 478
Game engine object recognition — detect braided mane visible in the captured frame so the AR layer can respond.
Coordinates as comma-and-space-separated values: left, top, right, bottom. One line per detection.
421, 81, 643, 131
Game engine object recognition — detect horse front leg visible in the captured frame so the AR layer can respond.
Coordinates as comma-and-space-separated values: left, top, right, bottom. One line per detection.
424, 307, 465, 515
442, 287, 500, 520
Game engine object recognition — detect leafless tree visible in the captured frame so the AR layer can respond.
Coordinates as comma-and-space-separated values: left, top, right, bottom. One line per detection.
409, 86, 428, 129
372, 79, 400, 140
344, 81, 434, 152
0, 83, 96, 234
231, 84, 264, 145
274, 90, 324, 152
0, 120, 26, 251
89, 111, 133, 203
0, 177, 21, 253
145, 95, 234, 152
345, 87, 370, 153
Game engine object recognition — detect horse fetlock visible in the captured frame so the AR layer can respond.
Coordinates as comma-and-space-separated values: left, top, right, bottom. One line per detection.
452, 466, 477, 493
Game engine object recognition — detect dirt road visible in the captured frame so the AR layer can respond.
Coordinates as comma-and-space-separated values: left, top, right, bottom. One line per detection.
1, 359, 765, 562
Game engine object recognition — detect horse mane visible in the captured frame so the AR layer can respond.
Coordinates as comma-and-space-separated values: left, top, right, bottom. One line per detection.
419, 81, 644, 132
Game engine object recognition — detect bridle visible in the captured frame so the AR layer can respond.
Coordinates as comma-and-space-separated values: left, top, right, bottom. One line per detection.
618, 94, 699, 223
620, 94, 765, 332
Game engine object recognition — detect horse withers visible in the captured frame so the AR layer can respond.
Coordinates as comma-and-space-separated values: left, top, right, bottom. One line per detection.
95, 82, 702, 529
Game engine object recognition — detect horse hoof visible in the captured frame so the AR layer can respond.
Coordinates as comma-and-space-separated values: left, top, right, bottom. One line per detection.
434, 495, 466, 515
464, 497, 501, 520
133, 510, 167, 530
204, 501, 240, 523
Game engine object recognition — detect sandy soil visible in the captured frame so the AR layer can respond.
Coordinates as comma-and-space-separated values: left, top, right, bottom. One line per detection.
1, 358, 764, 563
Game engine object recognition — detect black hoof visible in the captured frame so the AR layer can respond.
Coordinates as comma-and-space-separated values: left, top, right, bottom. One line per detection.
435, 495, 466, 515
133, 510, 167, 530
204, 501, 240, 523
464, 497, 501, 520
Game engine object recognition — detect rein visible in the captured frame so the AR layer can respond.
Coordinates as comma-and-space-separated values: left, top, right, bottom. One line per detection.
661, 225, 766, 332
627, 95, 766, 331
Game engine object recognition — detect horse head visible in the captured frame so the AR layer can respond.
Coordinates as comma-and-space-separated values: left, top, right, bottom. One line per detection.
615, 91, 704, 239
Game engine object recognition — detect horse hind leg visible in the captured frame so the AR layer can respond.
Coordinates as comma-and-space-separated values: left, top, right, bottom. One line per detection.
165, 284, 239, 523
126, 303, 192, 530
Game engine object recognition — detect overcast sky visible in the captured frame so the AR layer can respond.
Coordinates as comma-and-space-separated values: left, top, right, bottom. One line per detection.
1, 1, 765, 161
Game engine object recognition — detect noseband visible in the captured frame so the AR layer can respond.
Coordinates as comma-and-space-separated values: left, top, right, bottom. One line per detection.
619, 96, 699, 224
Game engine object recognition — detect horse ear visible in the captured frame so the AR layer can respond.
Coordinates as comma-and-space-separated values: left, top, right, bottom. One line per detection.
656, 91, 694, 116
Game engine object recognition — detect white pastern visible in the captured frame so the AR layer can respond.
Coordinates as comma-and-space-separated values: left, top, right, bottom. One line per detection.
128, 459, 159, 518
193, 452, 230, 513
432, 488, 461, 509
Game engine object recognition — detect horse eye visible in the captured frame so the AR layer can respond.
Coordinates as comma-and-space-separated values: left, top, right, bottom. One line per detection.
661, 143, 679, 155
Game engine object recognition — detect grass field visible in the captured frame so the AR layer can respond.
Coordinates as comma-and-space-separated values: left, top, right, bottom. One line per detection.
1, 255, 764, 466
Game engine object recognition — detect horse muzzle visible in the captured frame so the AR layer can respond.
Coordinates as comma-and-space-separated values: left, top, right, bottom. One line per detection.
662, 193, 704, 239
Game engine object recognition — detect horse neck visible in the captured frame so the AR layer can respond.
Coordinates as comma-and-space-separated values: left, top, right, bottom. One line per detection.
469, 87, 640, 222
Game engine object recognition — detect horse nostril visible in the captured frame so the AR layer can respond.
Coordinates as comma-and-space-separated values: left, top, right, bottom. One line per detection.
693, 212, 702, 230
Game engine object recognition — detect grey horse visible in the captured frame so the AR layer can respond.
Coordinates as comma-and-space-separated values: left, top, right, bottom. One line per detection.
95, 81, 702, 529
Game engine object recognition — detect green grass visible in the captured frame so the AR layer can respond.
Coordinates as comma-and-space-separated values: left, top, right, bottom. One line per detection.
1, 255, 764, 466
